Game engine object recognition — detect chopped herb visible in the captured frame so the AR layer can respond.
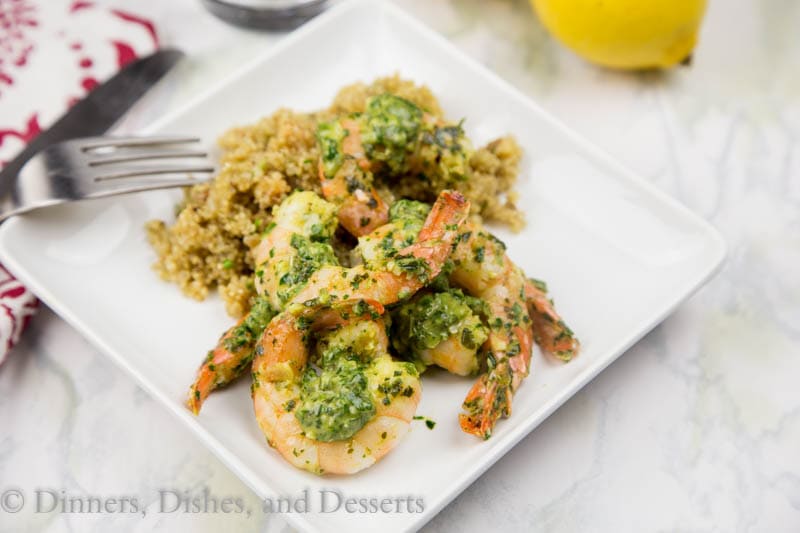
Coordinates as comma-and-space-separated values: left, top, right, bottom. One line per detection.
413, 415, 437, 430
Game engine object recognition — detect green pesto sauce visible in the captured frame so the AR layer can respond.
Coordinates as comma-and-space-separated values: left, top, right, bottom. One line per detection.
316, 120, 347, 178
376, 361, 418, 406
388, 198, 430, 225
360, 94, 423, 175
315, 93, 472, 191
393, 254, 431, 282
422, 123, 465, 151
418, 121, 471, 183
308, 221, 332, 242
276, 234, 338, 304
383, 199, 430, 256
390, 289, 488, 364
295, 357, 375, 442
295, 328, 419, 442
427, 259, 455, 292
223, 297, 276, 353
359, 199, 431, 267
270, 191, 338, 242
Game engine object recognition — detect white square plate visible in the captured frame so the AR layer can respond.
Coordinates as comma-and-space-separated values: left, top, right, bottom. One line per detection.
0, 1, 726, 531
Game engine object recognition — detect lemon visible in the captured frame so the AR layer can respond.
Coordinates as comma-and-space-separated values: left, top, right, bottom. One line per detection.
530, 0, 708, 70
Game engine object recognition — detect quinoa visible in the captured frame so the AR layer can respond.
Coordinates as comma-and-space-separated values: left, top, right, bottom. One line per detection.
146, 76, 524, 318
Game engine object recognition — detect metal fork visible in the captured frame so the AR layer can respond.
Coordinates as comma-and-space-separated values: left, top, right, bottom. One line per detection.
0, 135, 216, 222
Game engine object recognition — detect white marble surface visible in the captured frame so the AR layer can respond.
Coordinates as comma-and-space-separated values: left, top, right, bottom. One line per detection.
1, 0, 799, 531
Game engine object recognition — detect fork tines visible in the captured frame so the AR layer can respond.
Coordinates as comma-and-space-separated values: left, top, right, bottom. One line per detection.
78, 136, 215, 182
80, 135, 203, 152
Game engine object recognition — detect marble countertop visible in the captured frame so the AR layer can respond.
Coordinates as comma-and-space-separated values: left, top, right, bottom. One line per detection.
1, 0, 798, 531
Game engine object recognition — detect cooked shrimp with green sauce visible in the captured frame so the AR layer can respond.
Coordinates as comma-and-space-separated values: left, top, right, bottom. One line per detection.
252, 301, 421, 475
170, 77, 581, 474
391, 288, 489, 377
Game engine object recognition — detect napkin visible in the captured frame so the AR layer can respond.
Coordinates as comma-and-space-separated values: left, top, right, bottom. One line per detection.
0, 0, 158, 366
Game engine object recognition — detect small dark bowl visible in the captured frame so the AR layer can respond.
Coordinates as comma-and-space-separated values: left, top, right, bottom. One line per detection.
202, 0, 329, 31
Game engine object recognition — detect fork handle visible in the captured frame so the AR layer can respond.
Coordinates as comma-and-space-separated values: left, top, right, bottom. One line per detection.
0, 158, 65, 222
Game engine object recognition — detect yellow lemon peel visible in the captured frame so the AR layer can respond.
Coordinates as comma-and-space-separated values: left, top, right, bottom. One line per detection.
530, 0, 708, 70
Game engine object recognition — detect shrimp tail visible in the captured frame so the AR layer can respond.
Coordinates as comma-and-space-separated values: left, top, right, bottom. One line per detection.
416, 190, 469, 242
398, 190, 469, 280
186, 298, 276, 414
458, 366, 513, 440
525, 279, 580, 361
459, 279, 577, 438
187, 317, 252, 415
459, 323, 532, 439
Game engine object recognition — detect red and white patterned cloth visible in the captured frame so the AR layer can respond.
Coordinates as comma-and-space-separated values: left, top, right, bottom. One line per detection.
0, 0, 158, 365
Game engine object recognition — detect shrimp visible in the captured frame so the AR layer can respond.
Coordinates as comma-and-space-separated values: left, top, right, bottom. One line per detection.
187, 190, 468, 414
449, 224, 534, 439
390, 288, 489, 376
524, 278, 580, 361
186, 191, 338, 414
187, 298, 275, 414
451, 224, 580, 439
252, 300, 421, 474
355, 199, 431, 269
351, 197, 487, 376
316, 94, 473, 237
316, 117, 389, 237
355, 195, 575, 432
289, 190, 469, 306
251, 191, 339, 310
